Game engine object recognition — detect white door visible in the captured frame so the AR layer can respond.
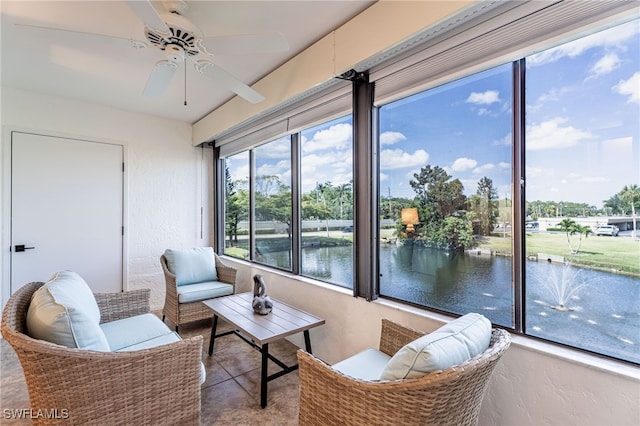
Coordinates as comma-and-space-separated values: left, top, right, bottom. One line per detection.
11, 131, 123, 293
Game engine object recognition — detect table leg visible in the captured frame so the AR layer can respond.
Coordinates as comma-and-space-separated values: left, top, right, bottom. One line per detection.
261, 343, 269, 408
208, 315, 219, 356
304, 330, 312, 353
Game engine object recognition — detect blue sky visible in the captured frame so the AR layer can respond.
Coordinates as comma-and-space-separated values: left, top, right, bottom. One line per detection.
228, 19, 639, 209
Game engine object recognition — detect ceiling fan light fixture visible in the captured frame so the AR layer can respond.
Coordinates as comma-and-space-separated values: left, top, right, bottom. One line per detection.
165, 44, 185, 63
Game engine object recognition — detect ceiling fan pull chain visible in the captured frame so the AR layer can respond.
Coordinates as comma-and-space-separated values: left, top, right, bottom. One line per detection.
184, 60, 187, 106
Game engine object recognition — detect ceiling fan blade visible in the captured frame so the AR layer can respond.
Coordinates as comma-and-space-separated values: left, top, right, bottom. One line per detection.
200, 34, 289, 56
124, 0, 169, 32
15, 23, 146, 48
143, 60, 178, 97
194, 60, 264, 104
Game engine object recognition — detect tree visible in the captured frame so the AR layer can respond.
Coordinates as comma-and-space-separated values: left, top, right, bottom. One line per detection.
225, 166, 248, 245
432, 213, 475, 250
557, 218, 591, 255
620, 184, 639, 239
409, 165, 467, 229
470, 176, 498, 235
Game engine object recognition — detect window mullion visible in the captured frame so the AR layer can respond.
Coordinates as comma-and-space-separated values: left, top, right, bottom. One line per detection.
291, 133, 301, 275
512, 58, 526, 333
353, 72, 377, 300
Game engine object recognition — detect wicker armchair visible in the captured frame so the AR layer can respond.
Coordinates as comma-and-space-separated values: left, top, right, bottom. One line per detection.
297, 319, 511, 426
1, 282, 203, 426
160, 252, 237, 330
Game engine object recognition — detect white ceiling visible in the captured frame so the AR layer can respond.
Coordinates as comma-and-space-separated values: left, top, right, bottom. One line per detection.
1, 0, 374, 123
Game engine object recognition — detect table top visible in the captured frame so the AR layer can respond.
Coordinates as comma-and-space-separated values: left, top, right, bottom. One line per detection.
202, 292, 325, 345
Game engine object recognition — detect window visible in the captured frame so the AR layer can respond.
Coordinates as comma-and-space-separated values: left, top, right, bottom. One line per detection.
524, 20, 640, 362
253, 137, 293, 270
215, 13, 639, 364
300, 116, 354, 288
378, 65, 514, 326
224, 151, 249, 259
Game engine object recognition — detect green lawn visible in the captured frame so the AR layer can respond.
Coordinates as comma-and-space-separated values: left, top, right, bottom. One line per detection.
476, 233, 640, 276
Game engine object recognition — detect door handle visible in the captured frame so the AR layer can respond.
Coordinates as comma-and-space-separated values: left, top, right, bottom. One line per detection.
14, 245, 35, 252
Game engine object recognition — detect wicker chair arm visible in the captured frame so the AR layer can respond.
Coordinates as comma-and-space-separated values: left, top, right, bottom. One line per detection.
12, 335, 203, 425
95, 288, 151, 324
214, 254, 237, 286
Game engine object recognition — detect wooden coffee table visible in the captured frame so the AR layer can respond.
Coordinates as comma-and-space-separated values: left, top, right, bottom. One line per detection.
202, 292, 325, 408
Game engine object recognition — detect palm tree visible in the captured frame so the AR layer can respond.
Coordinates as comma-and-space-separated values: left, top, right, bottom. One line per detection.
558, 218, 591, 255
620, 184, 639, 239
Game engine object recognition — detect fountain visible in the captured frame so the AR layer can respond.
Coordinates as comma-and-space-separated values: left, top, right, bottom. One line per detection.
537, 260, 589, 311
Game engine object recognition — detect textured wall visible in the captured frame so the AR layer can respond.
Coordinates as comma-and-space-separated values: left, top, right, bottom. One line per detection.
1, 87, 211, 309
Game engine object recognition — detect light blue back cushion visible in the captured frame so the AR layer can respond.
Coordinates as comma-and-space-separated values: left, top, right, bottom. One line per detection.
380, 313, 492, 380
26, 271, 110, 351
164, 247, 218, 286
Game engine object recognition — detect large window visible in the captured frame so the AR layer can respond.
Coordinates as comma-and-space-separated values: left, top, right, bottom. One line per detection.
253, 137, 293, 270
378, 65, 514, 326
216, 16, 639, 364
224, 151, 249, 259
524, 20, 640, 362
300, 116, 354, 288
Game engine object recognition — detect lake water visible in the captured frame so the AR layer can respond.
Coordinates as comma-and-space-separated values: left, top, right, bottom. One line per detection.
265, 244, 639, 364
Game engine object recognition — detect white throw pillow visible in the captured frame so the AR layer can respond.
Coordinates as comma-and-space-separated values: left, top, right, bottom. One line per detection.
380, 313, 491, 380
164, 247, 218, 286
26, 271, 110, 351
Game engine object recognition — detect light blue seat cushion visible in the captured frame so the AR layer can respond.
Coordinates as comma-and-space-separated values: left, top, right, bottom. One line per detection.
164, 247, 218, 286
177, 281, 234, 303
380, 313, 492, 380
332, 348, 392, 381
101, 313, 173, 351
26, 271, 110, 351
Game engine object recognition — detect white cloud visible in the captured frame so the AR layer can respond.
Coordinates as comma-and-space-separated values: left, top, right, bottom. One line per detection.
255, 137, 291, 159
613, 71, 640, 103
380, 131, 406, 146
380, 149, 429, 170
537, 86, 573, 104
473, 163, 495, 174
528, 19, 640, 67
526, 118, 593, 151
493, 133, 511, 146
257, 159, 290, 176
577, 176, 607, 183
498, 162, 511, 170
587, 52, 621, 79
451, 157, 478, 172
525, 165, 550, 177
466, 90, 500, 105
302, 123, 352, 153
380, 173, 389, 182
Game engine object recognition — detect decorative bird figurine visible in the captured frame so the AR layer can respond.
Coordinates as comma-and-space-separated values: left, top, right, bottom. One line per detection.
252, 274, 273, 315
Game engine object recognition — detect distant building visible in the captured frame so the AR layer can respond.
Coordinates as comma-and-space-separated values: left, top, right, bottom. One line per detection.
535, 216, 638, 232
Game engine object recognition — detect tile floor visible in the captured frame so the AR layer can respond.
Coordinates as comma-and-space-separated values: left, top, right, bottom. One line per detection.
0, 316, 301, 425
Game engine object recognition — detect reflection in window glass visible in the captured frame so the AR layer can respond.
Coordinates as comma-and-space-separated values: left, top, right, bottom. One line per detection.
300, 116, 354, 288
253, 137, 293, 270
524, 20, 640, 363
378, 65, 513, 326
223, 152, 249, 259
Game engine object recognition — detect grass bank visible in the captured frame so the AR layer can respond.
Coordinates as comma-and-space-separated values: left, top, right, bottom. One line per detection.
476, 233, 640, 276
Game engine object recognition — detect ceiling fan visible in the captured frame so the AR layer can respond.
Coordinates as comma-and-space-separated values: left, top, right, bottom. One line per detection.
17, 0, 289, 104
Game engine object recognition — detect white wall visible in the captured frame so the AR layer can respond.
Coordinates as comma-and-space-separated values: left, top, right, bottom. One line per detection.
1, 87, 212, 309
228, 258, 640, 426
